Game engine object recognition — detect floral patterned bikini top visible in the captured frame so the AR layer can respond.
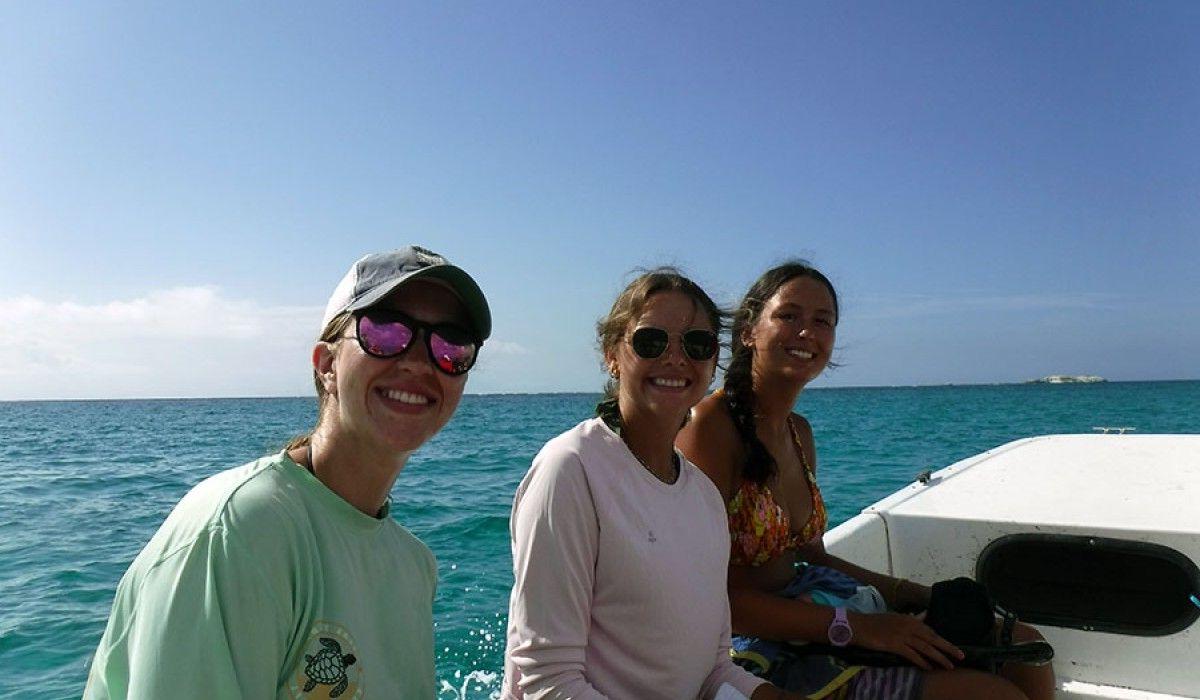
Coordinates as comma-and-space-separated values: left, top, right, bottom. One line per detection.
727, 417, 828, 567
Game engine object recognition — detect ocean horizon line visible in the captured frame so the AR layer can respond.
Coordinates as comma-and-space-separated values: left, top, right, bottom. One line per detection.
2, 377, 1196, 404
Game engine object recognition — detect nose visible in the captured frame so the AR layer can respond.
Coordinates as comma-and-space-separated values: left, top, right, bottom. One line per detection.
660, 336, 689, 364
797, 316, 821, 337
393, 328, 434, 372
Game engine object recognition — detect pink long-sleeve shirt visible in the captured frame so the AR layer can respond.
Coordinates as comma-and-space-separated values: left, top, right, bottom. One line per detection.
503, 418, 765, 700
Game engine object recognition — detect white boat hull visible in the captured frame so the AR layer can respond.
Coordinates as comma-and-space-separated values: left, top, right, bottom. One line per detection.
824, 435, 1200, 699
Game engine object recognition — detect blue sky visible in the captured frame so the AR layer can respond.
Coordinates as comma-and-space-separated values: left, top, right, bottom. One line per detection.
1, 2, 1196, 400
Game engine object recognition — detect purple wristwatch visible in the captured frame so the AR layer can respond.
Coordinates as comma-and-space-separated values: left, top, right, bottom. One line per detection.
828, 606, 853, 647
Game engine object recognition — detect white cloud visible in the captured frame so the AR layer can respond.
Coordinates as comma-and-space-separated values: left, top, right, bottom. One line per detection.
0, 288, 322, 399
0, 290, 547, 399
0, 287, 316, 341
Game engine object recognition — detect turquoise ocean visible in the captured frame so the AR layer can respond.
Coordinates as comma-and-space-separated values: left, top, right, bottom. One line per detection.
2, 381, 1197, 698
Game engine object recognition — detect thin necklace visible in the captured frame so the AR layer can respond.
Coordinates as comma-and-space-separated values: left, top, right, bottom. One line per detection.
626, 439, 680, 483
599, 399, 681, 483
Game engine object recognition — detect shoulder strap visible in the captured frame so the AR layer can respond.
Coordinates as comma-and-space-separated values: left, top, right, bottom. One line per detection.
786, 416, 814, 476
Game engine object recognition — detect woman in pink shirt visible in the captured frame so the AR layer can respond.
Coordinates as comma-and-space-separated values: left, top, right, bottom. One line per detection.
503, 269, 792, 700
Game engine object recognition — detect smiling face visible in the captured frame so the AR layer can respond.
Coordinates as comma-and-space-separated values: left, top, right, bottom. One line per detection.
744, 275, 837, 385
315, 279, 470, 456
606, 290, 717, 425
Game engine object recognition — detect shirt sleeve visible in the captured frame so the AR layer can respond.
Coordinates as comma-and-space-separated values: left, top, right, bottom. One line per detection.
698, 594, 770, 700
699, 483, 772, 700
506, 444, 609, 700
83, 523, 293, 699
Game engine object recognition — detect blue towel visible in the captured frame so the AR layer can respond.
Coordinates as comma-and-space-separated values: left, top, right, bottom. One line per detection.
731, 565, 866, 697
785, 563, 861, 599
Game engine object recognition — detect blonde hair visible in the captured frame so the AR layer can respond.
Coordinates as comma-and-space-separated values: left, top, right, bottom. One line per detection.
284, 311, 354, 451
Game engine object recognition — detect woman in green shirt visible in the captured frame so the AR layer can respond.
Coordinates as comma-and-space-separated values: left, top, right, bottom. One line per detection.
85, 246, 490, 699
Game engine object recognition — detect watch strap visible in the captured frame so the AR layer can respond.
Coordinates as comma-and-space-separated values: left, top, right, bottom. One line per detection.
828, 606, 853, 647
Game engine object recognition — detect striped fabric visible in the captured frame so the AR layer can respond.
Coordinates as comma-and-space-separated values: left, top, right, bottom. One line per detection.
844, 666, 924, 700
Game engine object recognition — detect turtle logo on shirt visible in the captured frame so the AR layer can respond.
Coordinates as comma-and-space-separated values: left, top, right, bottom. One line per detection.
289, 622, 363, 699
303, 638, 357, 697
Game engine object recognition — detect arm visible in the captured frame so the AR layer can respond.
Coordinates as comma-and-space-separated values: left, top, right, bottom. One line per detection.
724, 547, 956, 670
788, 416, 954, 669
789, 415, 931, 611
700, 574, 781, 700
682, 401, 955, 671
677, 395, 742, 502
680, 404, 834, 644
84, 524, 292, 699
727, 566, 846, 640
702, 626, 781, 700
801, 543, 931, 611
681, 399, 827, 689
728, 560, 955, 670
506, 447, 608, 700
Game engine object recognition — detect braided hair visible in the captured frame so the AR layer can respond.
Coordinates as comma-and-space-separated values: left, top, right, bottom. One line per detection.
725, 261, 839, 484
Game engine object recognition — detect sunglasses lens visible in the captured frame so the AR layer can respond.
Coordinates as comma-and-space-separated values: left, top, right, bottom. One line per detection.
683, 330, 719, 360
630, 327, 669, 359
429, 326, 478, 375
358, 314, 414, 357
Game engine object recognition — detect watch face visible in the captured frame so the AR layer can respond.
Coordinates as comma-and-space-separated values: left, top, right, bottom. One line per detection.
829, 622, 853, 646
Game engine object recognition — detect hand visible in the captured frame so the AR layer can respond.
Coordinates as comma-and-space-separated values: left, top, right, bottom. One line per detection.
850, 612, 963, 670
902, 580, 933, 610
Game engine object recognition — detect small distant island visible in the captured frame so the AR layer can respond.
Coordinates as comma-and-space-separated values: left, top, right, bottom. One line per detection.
1028, 375, 1107, 384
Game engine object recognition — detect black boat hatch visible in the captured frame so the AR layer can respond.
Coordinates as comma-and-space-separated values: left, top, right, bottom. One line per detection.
976, 534, 1200, 636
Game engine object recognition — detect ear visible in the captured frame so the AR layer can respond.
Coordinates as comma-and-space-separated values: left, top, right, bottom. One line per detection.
603, 349, 619, 378
739, 326, 755, 350
313, 342, 338, 394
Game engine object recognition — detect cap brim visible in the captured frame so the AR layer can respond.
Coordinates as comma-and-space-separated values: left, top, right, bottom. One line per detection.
345, 265, 492, 341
